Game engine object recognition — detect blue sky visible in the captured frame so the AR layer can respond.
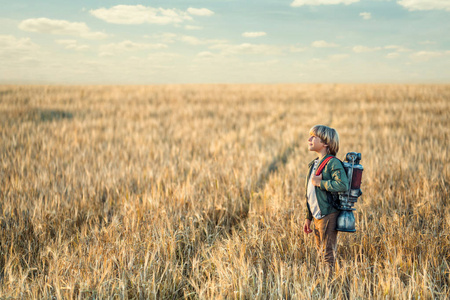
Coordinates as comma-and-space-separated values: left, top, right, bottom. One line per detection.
1, 0, 449, 84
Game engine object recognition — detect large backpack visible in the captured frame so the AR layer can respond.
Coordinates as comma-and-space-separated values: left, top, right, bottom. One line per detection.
315, 153, 364, 214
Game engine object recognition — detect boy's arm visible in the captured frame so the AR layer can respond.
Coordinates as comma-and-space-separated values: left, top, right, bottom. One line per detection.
305, 165, 314, 220
305, 202, 312, 220
319, 160, 349, 193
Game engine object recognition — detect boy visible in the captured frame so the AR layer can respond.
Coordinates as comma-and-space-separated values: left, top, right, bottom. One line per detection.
303, 125, 348, 273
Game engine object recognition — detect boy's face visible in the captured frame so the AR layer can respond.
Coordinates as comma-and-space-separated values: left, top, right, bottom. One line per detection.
307, 134, 327, 153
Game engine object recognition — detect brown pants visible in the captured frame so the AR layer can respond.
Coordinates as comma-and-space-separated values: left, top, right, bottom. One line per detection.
313, 212, 339, 270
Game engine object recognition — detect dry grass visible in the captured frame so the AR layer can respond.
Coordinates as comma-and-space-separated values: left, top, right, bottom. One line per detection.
0, 84, 449, 299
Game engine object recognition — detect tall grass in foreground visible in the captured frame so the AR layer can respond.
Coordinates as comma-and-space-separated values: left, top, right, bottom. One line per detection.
0, 84, 449, 299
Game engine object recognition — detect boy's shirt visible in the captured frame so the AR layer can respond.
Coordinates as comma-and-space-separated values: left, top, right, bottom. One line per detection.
305, 154, 349, 220
307, 159, 324, 219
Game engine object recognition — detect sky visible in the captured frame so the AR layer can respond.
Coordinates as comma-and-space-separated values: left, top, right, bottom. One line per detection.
1, 0, 449, 84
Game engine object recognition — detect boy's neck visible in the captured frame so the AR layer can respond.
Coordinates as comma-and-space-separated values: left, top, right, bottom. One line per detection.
317, 148, 329, 161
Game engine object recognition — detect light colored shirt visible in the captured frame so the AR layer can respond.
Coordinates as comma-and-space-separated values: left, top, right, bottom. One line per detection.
307, 159, 324, 219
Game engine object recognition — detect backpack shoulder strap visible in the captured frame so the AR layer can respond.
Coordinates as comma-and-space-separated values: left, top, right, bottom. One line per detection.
315, 156, 334, 176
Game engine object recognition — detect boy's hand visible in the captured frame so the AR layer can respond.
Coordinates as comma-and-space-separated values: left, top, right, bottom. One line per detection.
303, 219, 313, 234
311, 174, 322, 187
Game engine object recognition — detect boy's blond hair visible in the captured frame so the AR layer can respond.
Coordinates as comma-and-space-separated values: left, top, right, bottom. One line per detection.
309, 125, 340, 156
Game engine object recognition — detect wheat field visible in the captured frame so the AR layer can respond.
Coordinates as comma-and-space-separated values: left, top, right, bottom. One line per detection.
0, 84, 449, 299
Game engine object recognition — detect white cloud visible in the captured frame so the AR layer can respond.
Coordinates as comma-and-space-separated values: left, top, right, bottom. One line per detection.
289, 46, 307, 52
397, 0, 450, 11
187, 8, 214, 16
144, 33, 178, 43
145, 33, 225, 45
329, 54, 349, 61
180, 35, 226, 45
210, 43, 282, 56
0, 35, 47, 77
242, 32, 267, 38
56, 39, 76, 45
248, 59, 279, 67
384, 45, 411, 52
193, 51, 224, 62
19, 18, 108, 39
185, 25, 203, 30
55, 39, 90, 51
0, 35, 39, 51
386, 52, 400, 59
147, 52, 180, 62
311, 40, 339, 48
99, 52, 113, 58
0, 35, 40, 59
197, 51, 215, 58
306, 54, 349, 65
353, 45, 382, 53
90, 5, 192, 25
99, 40, 167, 55
410, 51, 447, 61
360, 12, 372, 20
180, 35, 203, 45
291, 0, 360, 7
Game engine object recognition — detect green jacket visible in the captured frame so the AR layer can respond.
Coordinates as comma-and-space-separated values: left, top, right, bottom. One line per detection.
305, 154, 349, 220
